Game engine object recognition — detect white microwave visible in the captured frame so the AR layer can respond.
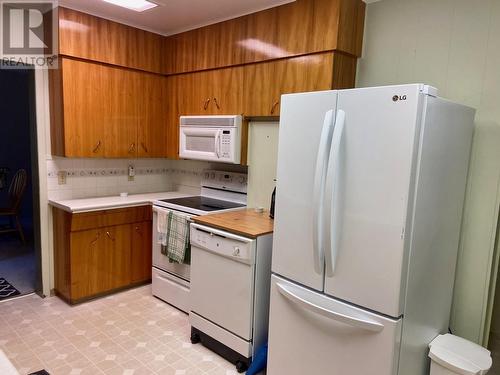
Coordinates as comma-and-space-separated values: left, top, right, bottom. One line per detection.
179, 115, 242, 164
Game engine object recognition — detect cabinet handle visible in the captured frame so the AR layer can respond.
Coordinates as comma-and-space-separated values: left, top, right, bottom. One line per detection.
271, 100, 280, 115
140, 142, 148, 153
128, 143, 136, 154
106, 231, 115, 241
203, 98, 211, 110
92, 140, 101, 153
90, 232, 100, 246
213, 97, 220, 110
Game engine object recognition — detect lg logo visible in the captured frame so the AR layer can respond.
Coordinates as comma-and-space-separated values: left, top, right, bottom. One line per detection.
392, 95, 407, 102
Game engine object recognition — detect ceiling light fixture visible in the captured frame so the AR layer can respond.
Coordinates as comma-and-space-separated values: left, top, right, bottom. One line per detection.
102, 0, 158, 12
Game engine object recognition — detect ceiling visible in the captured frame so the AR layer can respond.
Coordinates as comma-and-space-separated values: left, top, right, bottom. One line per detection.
58, 0, 296, 36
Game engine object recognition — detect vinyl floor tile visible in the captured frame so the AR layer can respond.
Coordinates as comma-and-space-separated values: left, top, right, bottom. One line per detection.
0, 285, 236, 375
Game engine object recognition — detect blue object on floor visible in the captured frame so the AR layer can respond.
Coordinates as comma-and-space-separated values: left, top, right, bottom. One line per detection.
246, 342, 268, 375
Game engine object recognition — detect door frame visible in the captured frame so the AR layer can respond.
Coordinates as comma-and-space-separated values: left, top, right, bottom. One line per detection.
33, 68, 52, 298
0, 63, 44, 297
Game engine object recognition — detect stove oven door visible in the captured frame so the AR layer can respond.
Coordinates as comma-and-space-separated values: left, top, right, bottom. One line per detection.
152, 205, 193, 280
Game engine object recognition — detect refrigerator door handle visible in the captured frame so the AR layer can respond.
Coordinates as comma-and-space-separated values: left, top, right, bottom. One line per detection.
312, 109, 336, 274
324, 109, 346, 277
277, 282, 384, 332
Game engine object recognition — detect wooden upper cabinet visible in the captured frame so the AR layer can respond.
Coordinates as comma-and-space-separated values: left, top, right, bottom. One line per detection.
58, 7, 165, 74
243, 52, 336, 117
172, 66, 244, 116
50, 57, 168, 158
57, 58, 107, 157
104, 67, 139, 158
211, 67, 245, 115
137, 75, 168, 158
163, 0, 365, 74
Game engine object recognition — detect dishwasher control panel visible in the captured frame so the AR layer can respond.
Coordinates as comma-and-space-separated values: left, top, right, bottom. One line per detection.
191, 225, 254, 263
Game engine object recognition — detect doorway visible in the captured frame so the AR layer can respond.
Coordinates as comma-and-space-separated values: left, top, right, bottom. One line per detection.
0, 66, 41, 300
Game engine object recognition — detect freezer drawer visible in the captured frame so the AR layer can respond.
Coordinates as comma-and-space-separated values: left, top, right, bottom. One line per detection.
267, 275, 402, 375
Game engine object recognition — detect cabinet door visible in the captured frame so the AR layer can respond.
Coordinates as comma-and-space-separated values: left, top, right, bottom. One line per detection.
131, 221, 153, 283
103, 224, 132, 290
137, 74, 168, 158
61, 58, 106, 157
181, 70, 214, 115
243, 61, 281, 117
243, 52, 334, 116
70, 228, 103, 300
210, 66, 244, 115
104, 67, 138, 158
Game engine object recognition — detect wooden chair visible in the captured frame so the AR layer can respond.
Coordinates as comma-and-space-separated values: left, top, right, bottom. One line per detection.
0, 169, 28, 244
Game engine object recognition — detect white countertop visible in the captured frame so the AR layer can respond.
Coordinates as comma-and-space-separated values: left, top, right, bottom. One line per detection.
49, 191, 191, 213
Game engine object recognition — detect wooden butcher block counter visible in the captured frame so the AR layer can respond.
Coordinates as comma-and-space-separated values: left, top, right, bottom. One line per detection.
192, 209, 274, 238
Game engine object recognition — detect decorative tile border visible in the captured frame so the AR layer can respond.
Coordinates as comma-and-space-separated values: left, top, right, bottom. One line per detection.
47, 168, 203, 179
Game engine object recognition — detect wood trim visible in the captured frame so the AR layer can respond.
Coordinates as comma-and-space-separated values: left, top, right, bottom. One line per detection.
162, 0, 365, 75
337, 0, 366, 58
240, 119, 249, 166
71, 206, 152, 232
57, 280, 151, 305
53, 207, 72, 301
48, 57, 65, 156
58, 7, 165, 74
331, 52, 358, 89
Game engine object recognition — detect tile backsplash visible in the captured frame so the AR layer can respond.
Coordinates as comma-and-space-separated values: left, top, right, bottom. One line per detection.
46, 158, 247, 201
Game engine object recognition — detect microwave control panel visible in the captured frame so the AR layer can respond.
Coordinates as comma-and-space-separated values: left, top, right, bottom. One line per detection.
221, 131, 231, 158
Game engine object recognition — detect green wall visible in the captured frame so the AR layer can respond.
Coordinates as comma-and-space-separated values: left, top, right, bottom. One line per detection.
357, 0, 500, 344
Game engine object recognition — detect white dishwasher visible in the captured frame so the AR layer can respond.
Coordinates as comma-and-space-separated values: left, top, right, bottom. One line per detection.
189, 223, 273, 373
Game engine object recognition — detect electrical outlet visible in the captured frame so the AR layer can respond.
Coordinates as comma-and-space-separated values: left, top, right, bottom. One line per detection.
128, 165, 135, 181
58, 171, 67, 185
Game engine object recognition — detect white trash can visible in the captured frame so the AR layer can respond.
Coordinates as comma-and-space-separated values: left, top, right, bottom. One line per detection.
428, 334, 492, 375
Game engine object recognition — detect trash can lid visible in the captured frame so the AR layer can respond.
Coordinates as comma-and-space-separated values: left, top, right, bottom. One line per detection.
428, 334, 492, 375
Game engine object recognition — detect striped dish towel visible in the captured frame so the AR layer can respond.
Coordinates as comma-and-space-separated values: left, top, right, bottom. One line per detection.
161, 211, 190, 264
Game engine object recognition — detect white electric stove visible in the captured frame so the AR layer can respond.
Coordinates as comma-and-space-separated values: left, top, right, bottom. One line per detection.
152, 170, 247, 312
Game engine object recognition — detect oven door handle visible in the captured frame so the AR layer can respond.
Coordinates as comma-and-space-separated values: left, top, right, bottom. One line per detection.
153, 205, 194, 222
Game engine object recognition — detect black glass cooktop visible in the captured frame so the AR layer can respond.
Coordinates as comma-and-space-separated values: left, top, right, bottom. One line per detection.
160, 196, 245, 212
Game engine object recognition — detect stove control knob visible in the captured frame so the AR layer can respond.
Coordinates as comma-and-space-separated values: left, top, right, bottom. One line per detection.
210, 172, 216, 179
238, 176, 246, 184
233, 247, 240, 256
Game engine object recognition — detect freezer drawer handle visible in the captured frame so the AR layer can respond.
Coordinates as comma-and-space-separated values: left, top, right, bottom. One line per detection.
277, 282, 384, 333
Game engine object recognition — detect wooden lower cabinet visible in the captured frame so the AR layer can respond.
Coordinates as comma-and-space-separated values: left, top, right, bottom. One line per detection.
53, 206, 152, 304
131, 221, 153, 283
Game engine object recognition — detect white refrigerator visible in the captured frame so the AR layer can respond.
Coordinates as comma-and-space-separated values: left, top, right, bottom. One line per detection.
267, 84, 475, 375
